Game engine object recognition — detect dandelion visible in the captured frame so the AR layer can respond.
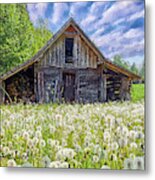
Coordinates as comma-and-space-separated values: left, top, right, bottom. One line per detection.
130, 142, 138, 149
33, 137, 39, 145
60, 162, 69, 168
123, 158, 134, 169
118, 138, 128, 148
35, 130, 42, 138
36, 126, 42, 131
39, 139, 46, 147
49, 161, 61, 168
49, 125, 56, 134
103, 131, 110, 142
111, 142, 119, 151
133, 156, 144, 170
27, 139, 34, 148
22, 131, 29, 140
42, 156, 51, 167
92, 155, 99, 163
3, 146, 10, 156
7, 159, 16, 167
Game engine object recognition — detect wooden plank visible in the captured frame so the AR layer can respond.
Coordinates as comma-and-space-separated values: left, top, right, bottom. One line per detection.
86, 46, 89, 68
78, 35, 81, 67
0, 81, 5, 104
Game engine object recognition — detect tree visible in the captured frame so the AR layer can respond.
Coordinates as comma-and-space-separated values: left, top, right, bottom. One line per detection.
139, 61, 145, 78
130, 62, 139, 75
113, 55, 130, 70
0, 4, 52, 75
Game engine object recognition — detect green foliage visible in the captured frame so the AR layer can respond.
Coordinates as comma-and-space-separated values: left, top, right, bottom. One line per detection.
139, 61, 145, 79
131, 84, 144, 102
113, 55, 142, 76
0, 4, 52, 75
113, 55, 130, 70
130, 62, 139, 75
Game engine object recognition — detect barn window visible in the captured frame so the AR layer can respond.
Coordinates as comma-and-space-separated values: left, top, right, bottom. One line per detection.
65, 38, 74, 63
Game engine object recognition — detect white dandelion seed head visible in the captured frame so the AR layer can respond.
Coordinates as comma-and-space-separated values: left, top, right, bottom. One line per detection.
130, 142, 138, 149
92, 155, 99, 163
35, 130, 42, 138
103, 131, 110, 142
36, 126, 42, 131
27, 138, 34, 148
39, 139, 46, 147
7, 159, 16, 167
123, 158, 134, 169
42, 156, 51, 168
33, 137, 39, 145
60, 162, 69, 168
22, 131, 29, 140
49, 161, 61, 168
133, 156, 144, 170
111, 142, 119, 151
3, 146, 10, 155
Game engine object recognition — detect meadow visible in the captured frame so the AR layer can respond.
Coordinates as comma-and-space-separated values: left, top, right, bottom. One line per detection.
0, 84, 145, 169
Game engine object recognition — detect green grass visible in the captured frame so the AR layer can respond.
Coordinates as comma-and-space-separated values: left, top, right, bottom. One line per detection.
131, 83, 144, 102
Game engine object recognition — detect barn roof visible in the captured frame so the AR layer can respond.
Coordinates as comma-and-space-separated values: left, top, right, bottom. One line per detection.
0, 18, 141, 81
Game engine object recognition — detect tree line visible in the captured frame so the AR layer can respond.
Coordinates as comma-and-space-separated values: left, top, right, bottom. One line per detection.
113, 55, 144, 79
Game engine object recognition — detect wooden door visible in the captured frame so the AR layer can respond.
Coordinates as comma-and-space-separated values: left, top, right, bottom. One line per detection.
63, 73, 75, 102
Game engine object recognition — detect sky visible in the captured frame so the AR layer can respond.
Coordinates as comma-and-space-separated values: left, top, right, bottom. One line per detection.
27, 0, 145, 67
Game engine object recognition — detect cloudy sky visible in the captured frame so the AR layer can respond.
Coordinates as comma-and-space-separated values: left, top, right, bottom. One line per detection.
27, 0, 145, 66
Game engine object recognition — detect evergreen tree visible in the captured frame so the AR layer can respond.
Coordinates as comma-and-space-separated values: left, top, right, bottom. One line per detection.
130, 62, 139, 75
140, 61, 145, 78
113, 55, 130, 70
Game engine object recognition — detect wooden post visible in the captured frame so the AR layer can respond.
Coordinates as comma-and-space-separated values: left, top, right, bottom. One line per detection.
120, 77, 131, 101
0, 81, 5, 104
99, 74, 107, 102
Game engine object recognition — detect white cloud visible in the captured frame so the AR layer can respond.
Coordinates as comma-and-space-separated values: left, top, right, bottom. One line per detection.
102, 1, 136, 24
91, 28, 105, 40
81, 15, 96, 27
27, 3, 48, 23
90, 2, 107, 14
69, 2, 89, 17
123, 28, 144, 39
128, 10, 144, 21
51, 3, 69, 24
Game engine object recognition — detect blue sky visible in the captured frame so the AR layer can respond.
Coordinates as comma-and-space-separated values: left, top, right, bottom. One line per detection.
27, 0, 144, 67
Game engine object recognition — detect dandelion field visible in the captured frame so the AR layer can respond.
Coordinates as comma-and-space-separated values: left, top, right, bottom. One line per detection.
0, 100, 145, 170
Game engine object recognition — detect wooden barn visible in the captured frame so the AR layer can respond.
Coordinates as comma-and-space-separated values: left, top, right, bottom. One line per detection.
0, 18, 140, 104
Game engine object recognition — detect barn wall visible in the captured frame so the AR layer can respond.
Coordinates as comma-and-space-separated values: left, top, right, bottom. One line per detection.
34, 64, 62, 103
105, 68, 131, 101
76, 68, 101, 103
38, 33, 98, 69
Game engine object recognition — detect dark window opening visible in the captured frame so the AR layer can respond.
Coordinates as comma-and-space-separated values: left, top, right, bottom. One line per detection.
65, 38, 74, 63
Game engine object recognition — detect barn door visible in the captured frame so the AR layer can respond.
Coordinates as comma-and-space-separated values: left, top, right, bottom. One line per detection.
63, 73, 75, 102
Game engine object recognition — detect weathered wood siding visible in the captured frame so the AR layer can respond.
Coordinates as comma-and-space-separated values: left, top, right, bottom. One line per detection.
76, 69, 100, 103
105, 68, 131, 101
38, 33, 98, 69
34, 26, 101, 103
